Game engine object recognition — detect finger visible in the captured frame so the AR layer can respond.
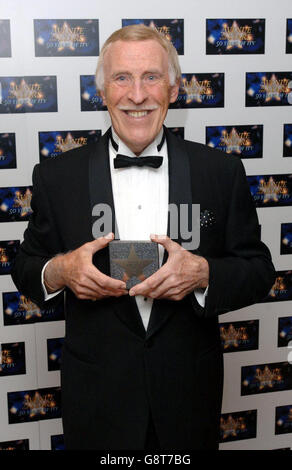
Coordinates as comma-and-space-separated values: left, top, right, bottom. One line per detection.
79, 293, 110, 301
89, 268, 127, 292
68, 261, 127, 295
72, 276, 127, 298
147, 281, 191, 300
166, 286, 191, 301
129, 265, 169, 296
73, 282, 127, 299
149, 284, 185, 300
88, 232, 114, 254
80, 295, 102, 301
150, 234, 181, 253
144, 273, 181, 299
73, 285, 106, 299
146, 281, 174, 299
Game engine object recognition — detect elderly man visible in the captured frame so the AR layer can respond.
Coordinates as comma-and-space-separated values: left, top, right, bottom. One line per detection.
12, 25, 275, 450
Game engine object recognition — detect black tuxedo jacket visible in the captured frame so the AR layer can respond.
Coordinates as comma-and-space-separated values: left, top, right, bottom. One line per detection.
11, 128, 275, 450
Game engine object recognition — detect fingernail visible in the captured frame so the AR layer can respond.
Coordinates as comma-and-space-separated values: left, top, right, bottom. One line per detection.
105, 232, 114, 239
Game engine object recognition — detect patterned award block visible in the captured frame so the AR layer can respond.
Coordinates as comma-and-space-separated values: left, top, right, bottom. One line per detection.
109, 241, 159, 290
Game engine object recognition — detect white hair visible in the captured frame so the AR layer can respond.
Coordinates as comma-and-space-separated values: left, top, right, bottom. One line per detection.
95, 24, 181, 91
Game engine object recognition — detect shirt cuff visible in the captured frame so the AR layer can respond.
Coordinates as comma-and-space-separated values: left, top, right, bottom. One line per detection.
41, 260, 64, 301
193, 285, 209, 308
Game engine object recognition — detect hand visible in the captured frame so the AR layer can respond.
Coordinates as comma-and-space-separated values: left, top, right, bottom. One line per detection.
129, 234, 209, 301
44, 233, 127, 301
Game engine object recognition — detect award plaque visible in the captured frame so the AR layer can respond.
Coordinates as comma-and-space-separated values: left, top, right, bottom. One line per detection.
109, 241, 159, 289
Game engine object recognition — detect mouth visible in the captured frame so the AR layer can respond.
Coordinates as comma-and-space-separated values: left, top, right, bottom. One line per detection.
122, 110, 154, 119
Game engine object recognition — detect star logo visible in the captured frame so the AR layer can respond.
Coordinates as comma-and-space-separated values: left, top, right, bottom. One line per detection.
8, 79, 43, 109
254, 365, 282, 390
269, 276, 286, 297
258, 177, 288, 203
149, 21, 172, 42
0, 349, 13, 365
19, 295, 42, 320
14, 188, 33, 217
260, 74, 290, 102
23, 391, 56, 418
220, 324, 248, 349
220, 415, 245, 439
113, 244, 153, 282
50, 22, 86, 51
181, 76, 212, 104
0, 248, 8, 263
220, 21, 253, 50
220, 128, 251, 154
54, 133, 87, 154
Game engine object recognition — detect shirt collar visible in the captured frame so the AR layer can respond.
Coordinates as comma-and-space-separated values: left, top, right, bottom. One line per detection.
111, 126, 164, 158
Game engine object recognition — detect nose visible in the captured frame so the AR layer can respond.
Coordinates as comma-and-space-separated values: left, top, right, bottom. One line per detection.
127, 79, 147, 105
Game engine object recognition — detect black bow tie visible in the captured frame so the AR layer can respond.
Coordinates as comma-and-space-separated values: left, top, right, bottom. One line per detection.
110, 128, 165, 170
114, 154, 163, 169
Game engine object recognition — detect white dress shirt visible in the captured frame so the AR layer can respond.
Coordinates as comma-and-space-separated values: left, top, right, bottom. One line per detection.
42, 128, 208, 330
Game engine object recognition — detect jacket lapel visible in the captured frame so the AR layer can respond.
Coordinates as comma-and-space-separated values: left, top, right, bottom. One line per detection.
146, 127, 194, 339
89, 128, 146, 339
89, 128, 117, 245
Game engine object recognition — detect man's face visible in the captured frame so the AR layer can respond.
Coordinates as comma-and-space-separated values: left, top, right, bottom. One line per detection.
100, 39, 179, 155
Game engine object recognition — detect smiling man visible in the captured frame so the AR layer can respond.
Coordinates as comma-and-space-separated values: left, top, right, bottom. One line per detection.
11, 25, 275, 450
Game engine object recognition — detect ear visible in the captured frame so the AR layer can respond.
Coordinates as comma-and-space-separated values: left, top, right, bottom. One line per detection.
100, 89, 107, 106
169, 80, 180, 104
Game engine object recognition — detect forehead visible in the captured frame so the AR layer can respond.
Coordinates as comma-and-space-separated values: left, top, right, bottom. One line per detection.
103, 39, 169, 73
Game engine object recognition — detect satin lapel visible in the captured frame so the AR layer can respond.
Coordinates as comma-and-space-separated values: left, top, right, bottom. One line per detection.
89, 128, 146, 340
89, 128, 117, 247
146, 127, 193, 339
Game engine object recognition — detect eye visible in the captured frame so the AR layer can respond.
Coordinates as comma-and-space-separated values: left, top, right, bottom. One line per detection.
145, 73, 162, 84
114, 75, 129, 84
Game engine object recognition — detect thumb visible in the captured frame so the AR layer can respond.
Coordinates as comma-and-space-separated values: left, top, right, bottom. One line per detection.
150, 234, 180, 253
89, 232, 114, 253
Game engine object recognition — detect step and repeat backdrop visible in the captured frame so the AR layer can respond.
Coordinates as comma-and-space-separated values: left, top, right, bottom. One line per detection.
0, 0, 291, 451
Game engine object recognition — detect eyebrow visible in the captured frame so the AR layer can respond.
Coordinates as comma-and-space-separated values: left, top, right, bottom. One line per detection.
110, 70, 164, 79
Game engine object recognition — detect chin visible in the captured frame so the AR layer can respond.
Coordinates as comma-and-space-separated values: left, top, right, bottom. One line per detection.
125, 133, 153, 150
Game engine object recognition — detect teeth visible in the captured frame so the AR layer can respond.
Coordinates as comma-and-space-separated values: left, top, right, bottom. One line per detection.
127, 111, 148, 118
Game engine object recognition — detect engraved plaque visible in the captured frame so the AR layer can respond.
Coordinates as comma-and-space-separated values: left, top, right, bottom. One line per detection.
109, 241, 159, 289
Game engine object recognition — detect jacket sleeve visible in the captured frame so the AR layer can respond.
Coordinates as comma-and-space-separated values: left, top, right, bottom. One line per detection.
189, 157, 276, 318
11, 163, 64, 309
